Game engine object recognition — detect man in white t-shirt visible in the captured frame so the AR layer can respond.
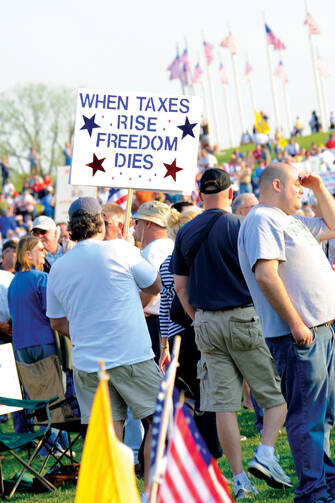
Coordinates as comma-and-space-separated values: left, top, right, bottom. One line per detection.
133, 201, 174, 361
46, 197, 162, 492
238, 164, 335, 503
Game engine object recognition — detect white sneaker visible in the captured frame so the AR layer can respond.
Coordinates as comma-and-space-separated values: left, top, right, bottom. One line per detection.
248, 451, 292, 489
234, 478, 258, 500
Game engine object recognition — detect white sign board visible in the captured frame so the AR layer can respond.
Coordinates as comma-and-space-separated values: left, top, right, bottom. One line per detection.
70, 89, 202, 193
55, 166, 97, 223
320, 171, 335, 193
0, 344, 22, 415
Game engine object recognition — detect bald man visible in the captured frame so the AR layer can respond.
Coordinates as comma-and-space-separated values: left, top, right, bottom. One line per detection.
238, 163, 335, 503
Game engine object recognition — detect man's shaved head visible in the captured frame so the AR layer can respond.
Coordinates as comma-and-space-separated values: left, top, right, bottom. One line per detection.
259, 163, 292, 190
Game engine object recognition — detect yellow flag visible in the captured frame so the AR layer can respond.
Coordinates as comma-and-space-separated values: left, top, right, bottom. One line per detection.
254, 110, 270, 134
75, 374, 141, 503
279, 137, 288, 148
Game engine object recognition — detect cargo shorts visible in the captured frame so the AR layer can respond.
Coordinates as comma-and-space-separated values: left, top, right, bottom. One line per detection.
194, 306, 284, 412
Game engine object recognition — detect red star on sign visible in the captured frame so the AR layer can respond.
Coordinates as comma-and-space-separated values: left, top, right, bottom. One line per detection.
86, 153, 106, 176
163, 159, 183, 181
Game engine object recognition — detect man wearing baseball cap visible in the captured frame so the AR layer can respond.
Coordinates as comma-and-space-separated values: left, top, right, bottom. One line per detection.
32, 215, 63, 270
171, 168, 291, 499
133, 201, 174, 361
46, 197, 162, 492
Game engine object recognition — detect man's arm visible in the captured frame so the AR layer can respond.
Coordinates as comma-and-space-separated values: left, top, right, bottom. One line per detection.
299, 171, 335, 240
173, 274, 195, 321
254, 259, 313, 345
50, 317, 70, 337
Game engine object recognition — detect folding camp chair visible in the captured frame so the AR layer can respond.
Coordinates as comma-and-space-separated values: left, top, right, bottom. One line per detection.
0, 395, 58, 499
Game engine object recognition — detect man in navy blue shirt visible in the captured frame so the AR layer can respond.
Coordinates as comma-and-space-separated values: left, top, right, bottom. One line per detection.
171, 168, 291, 499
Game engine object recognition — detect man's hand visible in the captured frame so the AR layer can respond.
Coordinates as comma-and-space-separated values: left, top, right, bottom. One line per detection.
291, 323, 314, 345
159, 348, 171, 375
298, 171, 322, 191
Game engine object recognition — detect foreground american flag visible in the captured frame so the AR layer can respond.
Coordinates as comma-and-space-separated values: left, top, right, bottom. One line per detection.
157, 403, 233, 503
107, 188, 128, 209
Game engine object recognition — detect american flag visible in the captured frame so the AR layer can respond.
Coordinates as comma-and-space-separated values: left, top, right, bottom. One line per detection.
203, 41, 214, 65
157, 402, 233, 503
317, 57, 330, 78
265, 24, 286, 50
192, 63, 203, 84
180, 49, 190, 72
167, 55, 182, 80
274, 60, 288, 83
304, 13, 321, 35
220, 33, 237, 55
181, 63, 189, 87
107, 188, 128, 210
219, 64, 229, 85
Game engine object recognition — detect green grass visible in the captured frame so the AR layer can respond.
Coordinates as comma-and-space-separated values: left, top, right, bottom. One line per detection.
216, 131, 330, 165
2, 409, 334, 502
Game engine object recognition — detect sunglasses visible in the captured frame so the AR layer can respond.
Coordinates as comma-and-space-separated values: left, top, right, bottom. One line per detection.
32, 229, 48, 236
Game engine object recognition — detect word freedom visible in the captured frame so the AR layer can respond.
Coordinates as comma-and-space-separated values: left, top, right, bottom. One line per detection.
79, 93, 190, 113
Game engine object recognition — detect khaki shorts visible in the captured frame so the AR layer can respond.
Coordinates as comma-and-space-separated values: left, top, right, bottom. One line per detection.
73, 358, 163, 423
194, 306, 284, 412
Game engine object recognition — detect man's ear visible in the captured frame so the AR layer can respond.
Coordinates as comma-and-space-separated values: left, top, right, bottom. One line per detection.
199, 192, 203, 202
273, 178, 282, 193
228, 186, 233, 200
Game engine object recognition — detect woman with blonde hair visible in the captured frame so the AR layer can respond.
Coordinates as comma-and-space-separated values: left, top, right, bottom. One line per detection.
8, 235, 56, 359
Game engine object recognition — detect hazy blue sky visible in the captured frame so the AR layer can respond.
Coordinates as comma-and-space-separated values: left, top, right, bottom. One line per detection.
2, 0, 334, 147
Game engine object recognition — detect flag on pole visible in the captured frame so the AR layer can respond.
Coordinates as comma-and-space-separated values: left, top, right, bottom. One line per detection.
245, 61, 253, 80
274, 60, 288, 83
167, 55, 182, 80
203, 41, 214, 65
157, 402, 233, 503
254, 110, 270, 134
219, 64, 229, 85
107, 188, 128, 210
220, 33, 237, 55
192, 63, 203, 84
317, 57, 330, 78
265, 24, 286, 50
75, 371, 141, 503
180, 49, 190, 72
304, 13, 321, 35
181, 63, 189, 87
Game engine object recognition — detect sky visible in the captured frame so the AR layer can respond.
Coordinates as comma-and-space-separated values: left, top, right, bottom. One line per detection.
2, 0, 335, 148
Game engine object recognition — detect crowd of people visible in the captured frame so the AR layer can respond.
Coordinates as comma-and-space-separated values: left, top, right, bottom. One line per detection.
1, 131, 335, 503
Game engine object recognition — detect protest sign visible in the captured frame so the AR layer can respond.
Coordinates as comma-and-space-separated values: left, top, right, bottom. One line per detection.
320, 171, 335, 193
0, 344, 22, 414
70, 89, 202, 193
55, 166, 97, 223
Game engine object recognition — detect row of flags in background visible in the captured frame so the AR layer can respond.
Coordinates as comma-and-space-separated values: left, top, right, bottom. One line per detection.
168, 14, 326, 88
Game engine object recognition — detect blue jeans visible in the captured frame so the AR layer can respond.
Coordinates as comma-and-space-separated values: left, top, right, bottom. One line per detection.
267, 327, 335, 503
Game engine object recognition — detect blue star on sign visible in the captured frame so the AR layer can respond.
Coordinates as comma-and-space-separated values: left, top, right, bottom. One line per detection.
177, 116, 197, 139
80, 114, 100, 137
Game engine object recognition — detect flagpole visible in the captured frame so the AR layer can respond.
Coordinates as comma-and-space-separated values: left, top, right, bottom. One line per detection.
282, 81, 292, 137
176, 42, 185, 95
149, 336, 181, 503
122, 188, 133, 239
226, 23, 246, 135
202, 30, 221, 147
196, 51, 210, 125
263, 12, 281, 132
218, 55, 235, 147
184, 37, 195, 95
320, 75, 329, 131
304, 0, 325, 131
248, 74, 257, 113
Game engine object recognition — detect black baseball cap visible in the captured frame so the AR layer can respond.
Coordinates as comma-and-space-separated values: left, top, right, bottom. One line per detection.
69, 197, 102, 218
2, 240, 17, 252
200, 168, 231, 194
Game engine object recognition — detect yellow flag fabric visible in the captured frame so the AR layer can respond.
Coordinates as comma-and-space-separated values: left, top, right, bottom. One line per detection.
279, 137, 288, 148
254, 110, 270, 134
75, 376, 141, 503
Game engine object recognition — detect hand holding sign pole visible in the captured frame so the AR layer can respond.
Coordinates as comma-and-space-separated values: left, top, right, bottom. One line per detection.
70, 89, 202, 232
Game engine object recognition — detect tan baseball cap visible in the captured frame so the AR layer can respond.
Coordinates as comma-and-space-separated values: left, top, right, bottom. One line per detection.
134, 201, 170, 228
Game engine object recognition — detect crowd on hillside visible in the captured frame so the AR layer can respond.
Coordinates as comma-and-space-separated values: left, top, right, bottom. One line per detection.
1, 123, 335, 502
